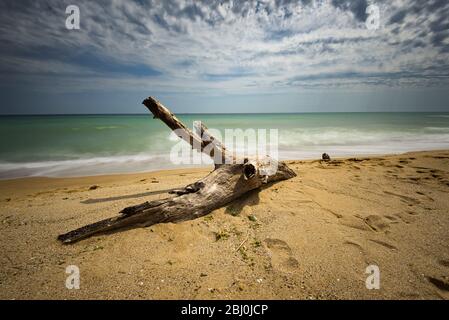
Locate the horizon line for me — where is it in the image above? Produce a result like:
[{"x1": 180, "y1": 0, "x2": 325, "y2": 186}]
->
[{"x1": 1, "y1": 110, "x2": 449, "y2": 116}]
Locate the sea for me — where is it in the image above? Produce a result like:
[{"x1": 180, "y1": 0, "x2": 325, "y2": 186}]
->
[{"x1": 1, "y1": 112, "x2": 449, "y2": 179}]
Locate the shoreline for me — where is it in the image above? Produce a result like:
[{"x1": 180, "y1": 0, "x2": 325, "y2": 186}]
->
[
  {"x1": 1, "y1": 149, "x2": 449, "y2": 183},
  {"x1": 1, "y1": 150, "x2": 448, "y2": 299}
]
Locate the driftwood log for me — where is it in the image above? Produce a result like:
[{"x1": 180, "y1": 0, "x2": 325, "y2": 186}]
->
[{"x1": 57, "y1": 97, "x2": 296, "y2": 244}]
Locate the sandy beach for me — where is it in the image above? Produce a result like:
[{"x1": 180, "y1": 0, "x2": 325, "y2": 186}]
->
[{"x1": 0, "y1": 150, "x2": 448, "y2": 300}]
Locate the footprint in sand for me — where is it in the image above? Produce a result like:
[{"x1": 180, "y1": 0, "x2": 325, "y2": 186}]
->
[
  {"x1": 383, "y1": 191, "x2": 421, "y2": 205},
  {"x1": 369, "y1": 239, "x2": 398, "y2": 250},
  {"x1": 426, "y1": 276, "x2": 449, "y2": 299},
  {"x1": 438, "y1": 259, "x2": 449, "y2": 268},
  {"x1": 264, "y1": 238, "x2": 299, "y2": 273},
  {"x1": 364, "y1": 215, "x2": 391, "y2": 232}
]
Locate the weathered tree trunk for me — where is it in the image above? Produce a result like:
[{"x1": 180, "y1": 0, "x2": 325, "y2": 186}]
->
[{"x1": 57, "y1": 97, "x2": 296, "y2": 244}]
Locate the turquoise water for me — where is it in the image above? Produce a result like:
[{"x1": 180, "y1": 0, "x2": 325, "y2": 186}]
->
[{"x1": 1, "y1": 113, "x2": 449, "y2": 178}]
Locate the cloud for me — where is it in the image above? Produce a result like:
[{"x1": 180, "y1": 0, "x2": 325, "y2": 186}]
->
[
  {"x1": 0, "y1": 0, "x2": 448, "y2": 97},
  {"x1": 389, "y1": 9, "x2": 406, "y2": 24},
  {"x1": 331, "y1": 0, "x2": 368, "y2": 22}
]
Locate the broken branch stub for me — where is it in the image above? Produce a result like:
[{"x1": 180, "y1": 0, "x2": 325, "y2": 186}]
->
[
  {"x1": 143, "y1": 97, "x2": 228, "y2": 166},
  {"x1": 57, "y1": 97, "x2": 296, "y2": 244}
]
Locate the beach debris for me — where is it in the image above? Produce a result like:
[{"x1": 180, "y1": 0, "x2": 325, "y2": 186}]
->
[
  {"x1": 348, "y1": 157, "x2": 364, "y2": 162},
  {"x1": 57, "y1": 97, "x2": 296, "y2": 244},
  {"x1": 235, "y1": 233, "x2": 249, "y2": 252},
  {"x1": 88, "y1": 185, "x2": 99, "y2": 190},
  {"x1": 322, "y1": 153, "x2": 331, "y2": 161},
  {"x1": 248, "y1": 215, "x2": 257, "y2": 222}
]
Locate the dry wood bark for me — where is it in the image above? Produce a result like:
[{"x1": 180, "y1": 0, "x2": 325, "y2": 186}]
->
[{"x1": 58, "y1": 97, "x2": 296, "y2": 244}]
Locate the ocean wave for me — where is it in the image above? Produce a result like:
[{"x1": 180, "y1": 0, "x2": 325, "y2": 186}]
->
[
  {"x1": 427, "y1": 115, "x2": 449, "y2": 118},
  {"x1": 0, "y1": 154, "x2": 185, "y2": 179},
  {"x1": 95, "y1": 126, "x2": 122, "y2": 130},
  {"x1": 278, "y1": 128, "x2": 449, "y2": 148},
  {"x1": 424, "y1": 127, "x2": 449, "y2": 132}
]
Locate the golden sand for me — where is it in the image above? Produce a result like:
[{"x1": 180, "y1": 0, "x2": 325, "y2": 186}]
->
[{"x1": 0, "y1": 150, "x2": 448, "y2": 299}]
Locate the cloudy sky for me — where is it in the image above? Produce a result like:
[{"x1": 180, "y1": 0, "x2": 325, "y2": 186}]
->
[{"x1": 0, "y1": 0, "x2": 448, "y2": 114}]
